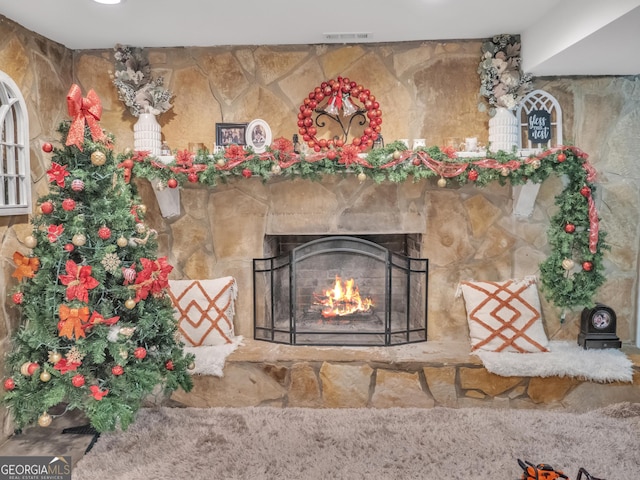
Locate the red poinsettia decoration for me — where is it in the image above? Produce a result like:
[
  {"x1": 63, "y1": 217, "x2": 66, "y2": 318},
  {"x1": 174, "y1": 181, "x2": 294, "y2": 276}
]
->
[
  {"x1": 58, "y1": 260, "x2": 100, "y2": 303},
  {"x1": 224, "y1": 144, "x2": 246, "y2": 160},
  {"x1": 441, "y1": 145, "x2": 458, "y2": 159},
  {"x1": 89, "y1": 385, "x2": 109, "y2": 401},
  {"x1": 175, "y1": 149, "x2": 194, "y2": 167},
  {"x1": 53, "y1": 358, "x2": 81, "y2": 374},
  {"x1": 11, "y1": 252, "x2": 40, "y2": 282},
  {"x1": 82, "y1": 311, "x2": 120, "y2": 332},
  {"x1": 47, "y1": 224, "x2": 64, "y2": 243},
  {"x1": 338, "y1": 144, "x2": 361, "y2": 167},
  {"x1": 131, "y1": 257, "x2": 173, "y2": 302},
  {"x1": 271, "y1": 137, "x2": 294, "y2": 154},
  {"x1": 58, "y1": 304, "x2": 90, "y2": 339},
  {"x1": 47, "y1": 162, "x2": 70, "y2": 187},
  {"x1": 132, "y1": 150, "x2": 150, "y2": 163}
]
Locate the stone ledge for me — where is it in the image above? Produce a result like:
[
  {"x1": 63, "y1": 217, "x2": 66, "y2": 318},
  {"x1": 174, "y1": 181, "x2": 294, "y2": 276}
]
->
[
  {"x1": 227, "y1": 338, "x2": 483, "y2": 366},
  {"x1": 170, "y1": 339, "x2": 640, "y2": 411}
]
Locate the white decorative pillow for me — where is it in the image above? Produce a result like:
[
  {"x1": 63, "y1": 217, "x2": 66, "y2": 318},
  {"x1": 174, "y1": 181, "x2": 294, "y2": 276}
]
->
[
  {"x1": 168, "y1": 277, "x2": 237, "y2": 347},
  {"x1": 458, "y1": 278, "x2": 549, "y2": 353}
]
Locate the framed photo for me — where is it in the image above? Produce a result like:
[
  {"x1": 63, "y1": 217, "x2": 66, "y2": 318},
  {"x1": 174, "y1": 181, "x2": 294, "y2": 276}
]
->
[
  {"x1": 246, "y1": 119, "x2": 272, "y2": 153},
  {"x1": 216, "y1": 123, "x2": 248, "y2": 147}
]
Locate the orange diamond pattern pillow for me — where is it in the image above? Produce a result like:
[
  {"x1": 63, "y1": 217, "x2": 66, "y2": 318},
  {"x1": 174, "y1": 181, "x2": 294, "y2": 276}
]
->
[
  {"x1": 459, "y1": 278, "x2": 549, "y2": 353},
  {"x1": 168, "y1": 278, "x2": 237, "y2": 347}
]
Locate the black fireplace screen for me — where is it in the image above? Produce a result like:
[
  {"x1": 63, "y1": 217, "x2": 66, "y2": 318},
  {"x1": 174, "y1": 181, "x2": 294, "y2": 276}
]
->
[{"x1": 253, "y1": 236, "x2": 428, "y2": 346}]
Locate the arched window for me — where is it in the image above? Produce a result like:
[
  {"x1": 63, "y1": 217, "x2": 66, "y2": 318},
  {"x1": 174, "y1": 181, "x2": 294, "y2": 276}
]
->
[{"x1": 0, "y1": 71, "x2": 31, "y2": 215}]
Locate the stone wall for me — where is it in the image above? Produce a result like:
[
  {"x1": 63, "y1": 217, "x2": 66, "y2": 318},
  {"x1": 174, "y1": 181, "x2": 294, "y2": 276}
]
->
[
  {"x1": 1, "y1": 13, "x2": 640, "y2": 439},
  {"x1": 0, "y1": 15, "x2": 73, "y2": 440}
]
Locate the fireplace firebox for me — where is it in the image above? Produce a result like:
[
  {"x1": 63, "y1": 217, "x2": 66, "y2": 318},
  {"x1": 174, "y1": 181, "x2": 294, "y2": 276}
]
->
[{"x1": 253, "y1": 236, "x2": 428, "y2": 346}]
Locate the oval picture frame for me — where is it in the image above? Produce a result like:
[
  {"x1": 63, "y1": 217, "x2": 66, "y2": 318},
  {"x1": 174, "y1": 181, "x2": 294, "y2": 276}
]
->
[{"x1": 246, "y1": 119, "x2": 272, "y2": 153}]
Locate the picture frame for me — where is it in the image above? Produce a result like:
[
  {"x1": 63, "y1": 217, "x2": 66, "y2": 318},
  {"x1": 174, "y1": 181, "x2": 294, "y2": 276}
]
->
[
  {"x1": 245, "y1": 119, "x2": 272, "y2": 153},
  {"x1": 215, "y1": 123, "x2": 248, "y2": 147}
]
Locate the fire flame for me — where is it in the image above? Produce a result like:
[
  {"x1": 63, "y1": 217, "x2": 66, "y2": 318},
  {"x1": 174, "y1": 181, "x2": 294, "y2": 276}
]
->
[{"x1": 313, "y1": 275, "x2": 374, "y2": 318}]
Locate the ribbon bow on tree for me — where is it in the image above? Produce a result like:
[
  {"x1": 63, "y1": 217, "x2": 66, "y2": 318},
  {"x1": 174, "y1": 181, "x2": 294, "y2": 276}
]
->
[
  {"x1": 11, "y1": 252, "x2": 40, "y2": 282},
  {"x1": 65, "y1": 84, "x2": 107, "y2": 151},
  {"x1": 58, "y1": 304, "x2": 90, "y2": 340}
]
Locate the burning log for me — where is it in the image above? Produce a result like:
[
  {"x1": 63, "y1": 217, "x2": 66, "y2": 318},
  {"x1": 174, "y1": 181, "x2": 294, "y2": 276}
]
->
[{"x1": 312, "y1": 275, "x2": 374, "y2": 318}]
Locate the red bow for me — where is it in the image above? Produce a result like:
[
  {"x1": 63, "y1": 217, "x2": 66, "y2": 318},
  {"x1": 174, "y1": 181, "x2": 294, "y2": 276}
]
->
[{"x1": 65, "y1": 84, "x2": 106, "y2": 151}]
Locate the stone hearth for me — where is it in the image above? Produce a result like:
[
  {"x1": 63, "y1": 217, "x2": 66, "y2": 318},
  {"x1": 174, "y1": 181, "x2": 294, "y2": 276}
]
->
[{"x1": 170, "y1": 338, "x2": 640, "y2": 410}]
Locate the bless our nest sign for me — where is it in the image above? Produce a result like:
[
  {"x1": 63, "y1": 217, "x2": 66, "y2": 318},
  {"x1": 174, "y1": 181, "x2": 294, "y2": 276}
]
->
[{"x1": 527, "y1": 109, "x2": 552, "y2": 144}]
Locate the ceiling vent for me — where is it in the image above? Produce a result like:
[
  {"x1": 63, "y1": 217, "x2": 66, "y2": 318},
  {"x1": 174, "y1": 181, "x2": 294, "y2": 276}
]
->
[{"x1": 323, "y1": 32, "x2": 372, "y2": 42}]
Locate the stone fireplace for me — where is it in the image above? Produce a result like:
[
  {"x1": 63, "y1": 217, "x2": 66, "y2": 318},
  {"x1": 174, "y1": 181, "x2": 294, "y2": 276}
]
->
[
  {"x1": 144, "y1": 173, "x2": 640, "y2": 411},
  {"x1": 253, "y1": 234, "x2": 428, "y2": 346}
]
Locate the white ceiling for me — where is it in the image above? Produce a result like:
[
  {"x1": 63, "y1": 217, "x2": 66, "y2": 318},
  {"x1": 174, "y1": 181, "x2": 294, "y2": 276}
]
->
[{"x1": 2, "y1": 0, "x2": 640, "y2": 76}]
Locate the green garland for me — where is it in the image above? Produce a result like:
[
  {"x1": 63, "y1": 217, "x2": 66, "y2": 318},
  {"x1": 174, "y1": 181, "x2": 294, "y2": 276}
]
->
[{"x1": 122, "y1": 141, "x2": 608, "y2": 312}]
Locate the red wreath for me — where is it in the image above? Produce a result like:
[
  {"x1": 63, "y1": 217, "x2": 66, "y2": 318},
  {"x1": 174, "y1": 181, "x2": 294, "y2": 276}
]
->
[{"x1": 297, "y1": 77, "x2": 382, "y2": 152}]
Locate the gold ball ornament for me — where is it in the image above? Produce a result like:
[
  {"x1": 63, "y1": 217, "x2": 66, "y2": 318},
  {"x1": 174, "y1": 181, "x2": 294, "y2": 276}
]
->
[
  {"x1": 24, "y1": 235, "x2": 38, "y2": 248},
  {"x1": 119, "y1": 349, "x2": 129, "y2": 360},
  {"x1": 20, "y1": 361, "x2": 31, "y2": 376},
  {"x1": 531, "y1": 159, "x2": 541, "y2": 169},
  {"x1": 117, "y1": 236, "x2": 128, "y2": 248},
  {"x1": 357, "y1": 172, "x2": 367, "y2": 183},
  {"x1": 271, "y1": 164, "x2": 282, "y2": 175},
  {"x1": 125, "y1": 298, "x2": 137, "y2": 310},
  {"x1": 48, "y1": 351, "x2": 62, "y2": 364},
  {"x1": 40, "y1": 371, "x2": 51, "y2": 382},
  {"x1": 72, "y1": 233, "x2": 87, "y2": 246},
  {"x1": 216, "y1": 158, "x2": 226, "y2": 167},
  {"x1": 392, "y1": 150, "x2": 401, "y2": 160},
  {"x1": 437, "y1": 178, "x2": 447, "y2": 188},
  {"x1": 90, "y1": 150, "x2": 107, "y2": 166},
  {"x1": 188, "y1": 362, "x2": 196, "y2": 370},
  {"x1": 136, "y1": 223, "x2": 146, "y2": 234},
  {"x1": 38, "y1": 412, "x2": 52, "y2": 427},
  {"x1": 562, "y1": 258, "x2": 575, "y2": 271},
  {"x1": 138, "y1": 204, "x2": 147, "y2": 215},
  {"x1": 500, "y1": 167, "x2": 510, "y2": 177}
]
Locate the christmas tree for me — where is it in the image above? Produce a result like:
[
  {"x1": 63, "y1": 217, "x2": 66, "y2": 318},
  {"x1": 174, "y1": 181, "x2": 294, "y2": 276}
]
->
[{"x1": 3, "y1": 85, "x2": 193, "y2": 432}]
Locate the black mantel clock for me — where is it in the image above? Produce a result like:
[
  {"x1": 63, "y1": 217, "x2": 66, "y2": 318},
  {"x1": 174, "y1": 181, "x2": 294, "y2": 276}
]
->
[{"x1": 578, "y1": 303, "x2": 622, "y2": 349}]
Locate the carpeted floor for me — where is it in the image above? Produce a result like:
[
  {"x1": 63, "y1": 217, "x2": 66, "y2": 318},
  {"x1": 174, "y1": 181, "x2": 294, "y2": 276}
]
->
[{"x1": 73, "y1": 403, "x2": 640, "y2": 480}]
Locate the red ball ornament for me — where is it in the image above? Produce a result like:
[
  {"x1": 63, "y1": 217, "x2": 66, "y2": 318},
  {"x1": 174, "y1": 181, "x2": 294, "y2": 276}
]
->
[
  {"x1": 71, "y1": 179, "x2": 85, "y2": 192},
  {"x1": 242, "y1": 168, "x2": 252, "y2": 178},
  {"x1": 412, "y1": 158, "x2": 422, "y2": 167},
  {"x1": 98, "y1": 226, "x2": 111, "y2": 240},
  {"x1": 4, "y1": 378, "x2": 15, "y2": 391},
  {"x1": 71, "y1": 374, "x2": 85, "y2": 387},
  {"x1": 64, "y1": 243, "x2": 75, "y2": 252},
  {"x1": 564, "y1": 223, "x2": 576, "y2": 233},
  {"x1": 27, "y1": 362, "x2": 39, "y2": 375},
  {"x1": 12, "y1": 292, "x2": 23, "y2": 305},
  {"x1": 165, "y1": 360, "x2": 175, "y2": 371},
  {"x1": 557, "y1": 153, "x2": 566, "y2": 162},
  {"x1": 187, "y1": 172, "x2": 199, "y2": 183},
  {"x1": 111, "y1": 365, "x2": 124, "y2": 376},
  {"x1": 580, "y1": 186, "x2": 591, "y2": 197},
  {"x1": 134, "y1": 347, "x2": 147, "y2": 360},
  {"x1": 62, "y1": 198, "x2": 76, "y2": 211},
  {"x1": 42, "y1": 142, "x2": 53, "y2": 153},
  {"x1": 468, "y1": 170, "x2": 479, "y2": 182},
  {"x1": 582, "y1": 261, "x2": 593, "y2": 272},
  {"x1": 40, "y1": 201, "x2": 54, "y2": 215},
  {"x1": 167, "y1": 178, "x2": 178, "y2": 189}
]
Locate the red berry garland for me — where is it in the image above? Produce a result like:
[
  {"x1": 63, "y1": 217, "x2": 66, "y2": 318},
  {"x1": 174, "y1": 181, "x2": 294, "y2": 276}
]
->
[{"x1": 297, "y1": 77, "x2": 382, "y2": 152}]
